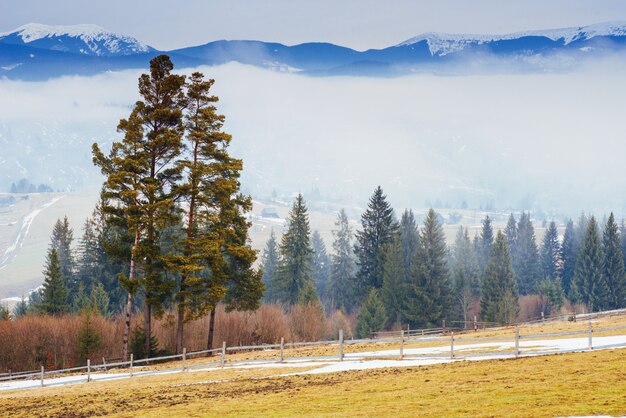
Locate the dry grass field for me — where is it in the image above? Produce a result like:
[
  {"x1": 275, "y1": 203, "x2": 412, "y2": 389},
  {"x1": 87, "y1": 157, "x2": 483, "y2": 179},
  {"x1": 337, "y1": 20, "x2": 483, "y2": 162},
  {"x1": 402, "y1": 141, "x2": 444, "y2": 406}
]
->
[
  {"x1": 2, "y1": 313, "x2": 626, "y2": 417},
  {"x1": 1, "y1": 348, "x2": 625, "y2": 417}
]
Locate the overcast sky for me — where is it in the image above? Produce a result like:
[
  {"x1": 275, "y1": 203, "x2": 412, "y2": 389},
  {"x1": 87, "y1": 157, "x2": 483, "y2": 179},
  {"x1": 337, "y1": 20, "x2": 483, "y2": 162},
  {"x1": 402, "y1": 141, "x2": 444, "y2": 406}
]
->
[{"x1": 1, "y1": 0, "x2": 626, "y2": 50}]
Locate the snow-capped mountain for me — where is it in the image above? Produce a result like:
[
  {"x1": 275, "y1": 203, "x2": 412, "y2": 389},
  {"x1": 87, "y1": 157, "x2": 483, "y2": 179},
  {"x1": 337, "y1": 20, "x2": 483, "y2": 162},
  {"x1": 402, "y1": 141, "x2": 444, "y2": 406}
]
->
[
  {"x1": 397, "y1": 21, "x2": 626, "y2": 56},
  {"x1": 0, "y1": 23, "x2": 153, "y2": 56},
  {"x1": 1, "y1": 21, "x2": 626, "y2": 80}
]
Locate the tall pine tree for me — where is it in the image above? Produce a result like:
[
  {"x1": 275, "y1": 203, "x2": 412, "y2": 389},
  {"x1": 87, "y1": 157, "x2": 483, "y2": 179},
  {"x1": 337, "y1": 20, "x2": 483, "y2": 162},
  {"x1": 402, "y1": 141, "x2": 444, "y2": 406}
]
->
[
  {"x1": 401, "y1": 209, "x2": 452, "y2": 328},
  {"x1": 354, "y1": 186, "x2": 397, "y2": 300},
  {"x1": 541, "y1": 220, "x2": 562, "y2": 280},
  {"x1": 451, "y1": 226, "x2": 480, "y2": 326},
  {"x1": 261, "y1": 230, "x2": 280, "y2": 302},
  {"x1": 39, "y1": 248, "x2": 69, "y2": 315},
  {"x1": 481, "y1": 231, "x2": 518, "y2": 324},
  {"x1": 328, "y1": 209, "x2": 356, "y2": 313},
  {"x1": 561, "y1": 219, "x2": 578, "y2": 298},
  {"x1": 603, "y1": 213, "x2": 626, "y2": 309},
  {"x1": 572, "y1": 216, "x2": 610, "y2": 312},
  {"x1": 311, "y1": 230, "x2": 330, "y2": 303},
  {"x1": 381, "y1": 235, "x2": 408, "y2": 325},
  {"x1": 514, "y1": 212, "x2": 540, "y2": 295},
  {"x1": 272, "y1": 194, "x2": 314, "y2": 305},
  {"x1": 478, "y1": 215, "x2": 494, "y2": 272}
]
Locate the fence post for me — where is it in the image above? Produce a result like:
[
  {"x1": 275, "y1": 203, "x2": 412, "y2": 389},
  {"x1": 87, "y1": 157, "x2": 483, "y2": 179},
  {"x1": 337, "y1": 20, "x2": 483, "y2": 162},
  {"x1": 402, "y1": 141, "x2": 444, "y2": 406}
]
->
[
  {"x1": 221, "y1": 341, "x2": 226, "y2": 367},
  {"x1": 339, "y1": 329, "x2": 344, "y2": 361},
  {"x1": 182, "y1": 347, "x2": 187, "y2": 372},
  {"x1": 280, "y1": 337, "x2": 285, "y2": 362},
  {"x1": 40, "y1": 365, "x2": 44, "y2": 387},
  {"x1": 87, "y1": 359, "x2": 91, "y2": 382},
  {"x1": 400, "y1": 330, "x2": 405, "y2": 360},
  {"x1": 450, "y1": 332, "x2": 454, "y2": 359},
  {"x1": 102, "y1": 357, "x2": 107, "y2": 372},
  {"x1": 8, "y1": 370, "x2": 11, "y2": 381},
  {"x1": 515, "y1": 327, "x2": 520, "y2": 358},
  {"x1": 541, "y1": 311, "x2": 545, "y2": 323},
  {"x1": 130, "y1": 353, "x2": 134, "y2": 377},
  {"x1": 443, "y1": 320, "x2": 446, "y2": 333},
  {"x1": 474, "y1": 315, "x2": 477, "y2": 332},
  {"x1": 588, "y1": 321, "x2": 593, "y2": 350}
]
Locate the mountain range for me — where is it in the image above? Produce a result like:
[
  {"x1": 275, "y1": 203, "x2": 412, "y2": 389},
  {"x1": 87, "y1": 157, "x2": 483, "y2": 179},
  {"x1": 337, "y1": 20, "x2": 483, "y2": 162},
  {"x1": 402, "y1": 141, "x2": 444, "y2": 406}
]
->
[{"x1": 1, "y1": 22, "x2": 626, "y2": 80}]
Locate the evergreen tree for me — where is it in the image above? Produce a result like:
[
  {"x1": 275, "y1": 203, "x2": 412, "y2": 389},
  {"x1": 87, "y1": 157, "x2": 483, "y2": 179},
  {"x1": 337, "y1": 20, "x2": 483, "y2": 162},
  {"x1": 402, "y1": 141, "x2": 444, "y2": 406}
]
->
[
  {"x1": 75, "y1": 218, "x2": 101, "y2": 294},
  {"x1": 504, "y1": 213, "x2": 518, "y2": 257},
  {"x1": 451, "y1": 226, "x2": 480, "y2": 326},
  {"x1": 71, "y1": 283, "x2": 91, "y2": 313},
  {"x1": 77, "y1": 306, "x2": 102, "y2": 361},
  {"x1": 399, "y1": 209, "x2": 420, "y2": 276},
  {"x1": 91, "y1": 282, "x2": 111, "y2": 317},
  {"x1": 12, "y1": 296, "x2": 28, "y2": 318},
  {"x1": 328, "y1": 209, "x2": 356, "y2": 313},
  {"x1": 572, "y1": 216, "x2": 610, "y2": 312},
  {"x1": 261, "y1": 230, "x2": 280, "y2": 302},
  {"x1": 39, "y1": 248, "x2": 69, "y2": 315},
  {"x1": 272, "y1": 194, "x2": 314, "y2": 305},
  {"x1": 50, "y1": 216, "x2": 75, "y2": 299},
  {"x1": 481, "y1": 231, "x2": 519, "y2": 324},
  {"x1": 311, "y1": 230, "x2": 330, "y2": 303},
  {"x1": 381, "y1": 235, "x2": 408, "y2": 325},
  {"x1": 514, "y1": 213, "x2": 540, "y2": 295},
  {"x1": 355, "y1": 288, "x2": 387, "y2": 338},
  {"x1": 478, "y1": 215, "x2": 494, "y2": 272},
  {"x1": 354, "y1": 186, "x2": 397, "y2": 300},
  {"x1": 401, "y1": 209, "x2": 452, "y2": 328},
  {"x1": 603, "y1": 213, "x2": 626, "y2": 309},
  {"x1": 620, "y1": 220, "x2": 626, "y2": 272},
  {"x1": 561, "y1": 219, "x2": 578, "y2": 298},
  {"x1": 541, "y1": 221, "x2": 562, "y2": 280},
  {"x1": 537, "y1": 278, "x2": 565, "y2": 315},
  {"x1": 93, "y1": 54, "x2": 186, "y2": 359}
]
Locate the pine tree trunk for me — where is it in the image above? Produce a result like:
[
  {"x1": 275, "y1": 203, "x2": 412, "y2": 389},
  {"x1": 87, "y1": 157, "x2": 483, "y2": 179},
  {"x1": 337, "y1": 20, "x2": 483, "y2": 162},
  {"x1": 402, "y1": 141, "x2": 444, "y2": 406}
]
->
[
  {"x1": 175, "y1": 301, "x2": 184, "y2": 354},
  {"x1": 207, "y1": 307, "x2": 217, "y2": 354},
  {"x1": 122, "y1": 230, "x2": 140, "y2": 362}
]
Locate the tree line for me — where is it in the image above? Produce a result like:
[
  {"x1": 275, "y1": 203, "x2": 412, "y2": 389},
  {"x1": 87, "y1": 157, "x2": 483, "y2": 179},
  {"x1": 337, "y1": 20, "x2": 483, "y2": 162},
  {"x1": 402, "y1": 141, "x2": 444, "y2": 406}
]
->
[{"x1": 261, "y1": 187, "x2": 626, "y2": 337}]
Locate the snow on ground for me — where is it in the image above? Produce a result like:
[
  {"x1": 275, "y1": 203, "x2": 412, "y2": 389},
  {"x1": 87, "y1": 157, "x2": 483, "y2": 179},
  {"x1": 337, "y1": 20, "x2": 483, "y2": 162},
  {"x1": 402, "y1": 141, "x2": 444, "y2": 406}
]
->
[
  {"x1": 0, "y1": 195, "x2": 64, "y2": 270},
  {"x1": 1, "y1": 334, "x2": 624, "y2": 392}
]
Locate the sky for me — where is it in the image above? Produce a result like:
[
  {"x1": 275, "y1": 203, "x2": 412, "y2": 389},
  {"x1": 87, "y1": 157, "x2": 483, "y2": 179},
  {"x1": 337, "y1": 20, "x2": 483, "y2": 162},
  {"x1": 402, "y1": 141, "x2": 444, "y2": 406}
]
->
[{"x1": 1, "y1": 0, "x2": 626, "y2": 50}]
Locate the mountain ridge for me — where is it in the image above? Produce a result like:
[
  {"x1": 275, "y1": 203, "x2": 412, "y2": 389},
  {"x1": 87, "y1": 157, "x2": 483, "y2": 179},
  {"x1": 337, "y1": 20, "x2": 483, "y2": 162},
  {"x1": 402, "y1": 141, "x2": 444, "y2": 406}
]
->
[{"x1": 1, "y1": 21, "x2": 626, "y2": 79}]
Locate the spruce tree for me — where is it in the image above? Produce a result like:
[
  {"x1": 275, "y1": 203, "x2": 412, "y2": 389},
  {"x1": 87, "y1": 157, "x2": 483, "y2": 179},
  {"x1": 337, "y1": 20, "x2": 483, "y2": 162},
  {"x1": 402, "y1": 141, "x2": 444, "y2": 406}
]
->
[
  {"x1": 91, "y1": 282, "x2": 111, "y2": 317},
  {"x1": 311, "y1": 230, "x2": 330, "y2": 303},
  {"x1": 399, "y1": 209, "x2": 420, "y2": 277},
  {"x1": 77, "y1": 306, "x2": 102, "y2": 361},
  {"x1": 561, "y1": 219, "x2": 578, "y2": 298},
  {"x1": 603, "y1": 213, "x2": 626, "y2": 309},
  {"x1": 481, "y1": 231, "x2": 519, "y2": 324},
  {"x1": 12, "y1": 296, "x2": 28, "y2": 318},
  {"x1": 401, "y1": 209, "x2": 452, "y2": 328},
  {"x1": 478, "y1": 215, "x2": 494, "y2": 272},
  {"x1": 381, "y1": 235, "x2": 408, "y2": 325},
  {"x1": 504, "y1": 213, "x2": 518, "y2": 256},
  {"x1": 451, "y1": 226, "x2": 480, "y2": 326},
  {"x1": 354, "y1": 186, "x2": 397, "y2": 299},
  {"x1": 328, "y1": 209, "x2": 356, "y2": 313},
  {"x1": 355, "y1": 288, "x2": 387, "y2": 338},
  {"x1": 272, "y1": 194, "x2": 314, "y2": 305},
  {"x1": 261, "y1": 230, "x2": 280, "y2": 302},
  {"x1": 514, "y1": 212, "x2": 540, "y2": 295},
  {"x1": 541, "y1": 221, "x2": 562, "y2": 280},
  {"x1": 572, "y1": 216, "x2": 610, "y2": 312},
  {"x1": 50, "y1": 216, "x2": 75, "y2": 299},
  {"x1": 39, "y1": 248, "x2": 69, "y2": 315},
  {"x1": 75, "y1": 217, "x2": 101, "y2": 294}
]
